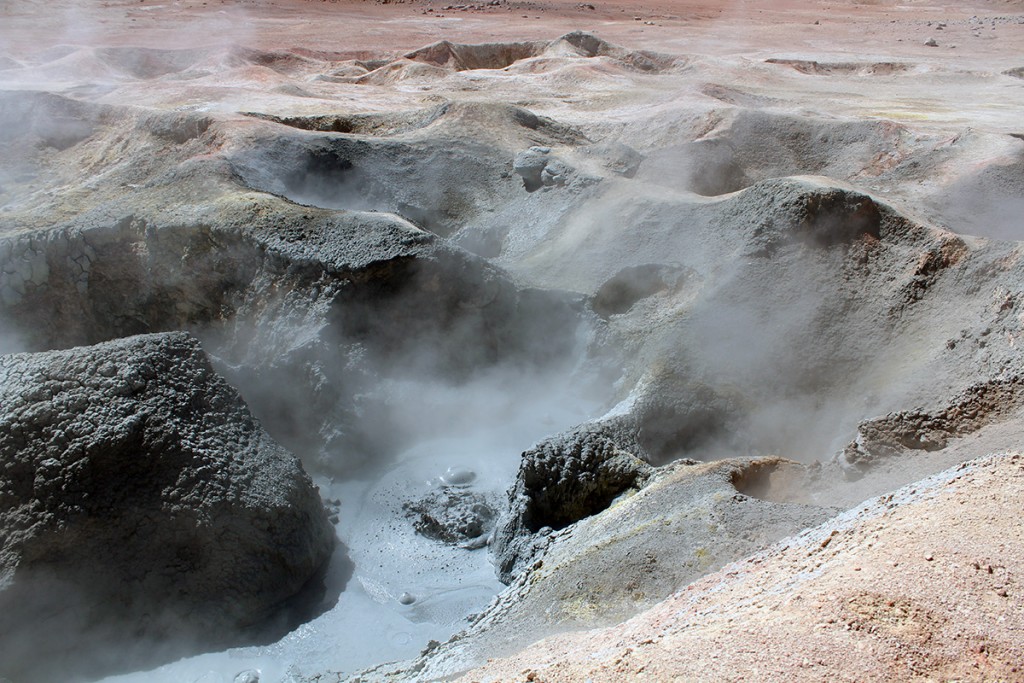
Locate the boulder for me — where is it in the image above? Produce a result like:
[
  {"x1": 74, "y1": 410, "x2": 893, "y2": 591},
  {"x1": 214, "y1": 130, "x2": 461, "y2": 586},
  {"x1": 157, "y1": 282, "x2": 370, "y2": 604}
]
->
[
  {"x1": 0, "y1": 331, "x2": 335, "y2": 681},
  {"x1": 491, "y1": 424, "x2": 654, "y2": 583},
  {"x1": 513, "y1": 146, "x2": 557, "y2": 192}
]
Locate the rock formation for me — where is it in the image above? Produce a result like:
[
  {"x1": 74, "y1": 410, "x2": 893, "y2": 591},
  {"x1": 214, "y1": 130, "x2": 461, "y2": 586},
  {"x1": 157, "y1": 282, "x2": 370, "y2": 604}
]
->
[
  {"x1": 0, "y1": 332, "x2": 334, "y2": 681},
  {"x1": 491, "y1": 423, "x2": 654, "y2": 583}
]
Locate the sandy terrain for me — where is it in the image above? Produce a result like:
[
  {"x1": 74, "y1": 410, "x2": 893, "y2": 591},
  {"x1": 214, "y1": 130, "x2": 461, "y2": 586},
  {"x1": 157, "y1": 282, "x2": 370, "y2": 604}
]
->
[
  {"x1": 457, "y1": 452, "x2": 1024, "y2": 683},
  {"x1": 2, "y1": 0, "x2": 1023, "y2": 58}
]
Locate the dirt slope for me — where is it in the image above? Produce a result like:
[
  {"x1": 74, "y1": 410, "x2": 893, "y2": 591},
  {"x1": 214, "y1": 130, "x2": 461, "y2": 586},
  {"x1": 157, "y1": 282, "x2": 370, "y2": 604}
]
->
[{"x1": 456, "y1": 452, "x2": 1024, "y2": 682}]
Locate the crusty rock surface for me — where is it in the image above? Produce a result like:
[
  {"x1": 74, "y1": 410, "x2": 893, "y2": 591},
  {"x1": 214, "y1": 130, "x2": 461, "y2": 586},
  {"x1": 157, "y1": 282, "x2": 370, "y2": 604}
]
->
[
  {"x1": 0, "y1": 331, "x2": 335, "y2": 681},
  {"x1": 491, "y1": 423, "x2": 654, "y2": 583},
  {"x1": 840, "y1": 374, "x2": 1024, "y2": 474}
]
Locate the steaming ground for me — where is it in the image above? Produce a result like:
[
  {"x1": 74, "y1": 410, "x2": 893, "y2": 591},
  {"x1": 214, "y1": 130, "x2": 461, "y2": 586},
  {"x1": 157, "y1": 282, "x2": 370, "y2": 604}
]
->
[
  {"x1": 2, "y1": 1, "x2": 1024, "y2": 682},
  {"x1": 93, "y1": 371, "x2": 602, "y2": 682}
]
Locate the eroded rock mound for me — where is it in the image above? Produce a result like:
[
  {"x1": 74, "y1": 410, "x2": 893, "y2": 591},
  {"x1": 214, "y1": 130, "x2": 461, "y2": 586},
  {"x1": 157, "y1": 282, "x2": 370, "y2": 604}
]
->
[
  {"x1": 730, "y1": 177, "x2": 883, "y2": 254},
  {"x1": 403, "y1": 38, "x2": 540, "y2": 71},
  {"x1": 840, "y1": 374, "x2": 1024, "y2": 474},
  {"x1": 637, "y1": 110, "x2": 909, "y2": 195},
  {"x1": 0, "y1": 331, "x2": 335, "y2": 681},
  {"x1": 491, "y1": 424, "x2": 653, "y2": 583},
  {"x1": 399, "y1": 31, "x2": 677, "y2": 74},
  {"x1": 0, "y1": 90, "x2": 105, "y2": 151}
]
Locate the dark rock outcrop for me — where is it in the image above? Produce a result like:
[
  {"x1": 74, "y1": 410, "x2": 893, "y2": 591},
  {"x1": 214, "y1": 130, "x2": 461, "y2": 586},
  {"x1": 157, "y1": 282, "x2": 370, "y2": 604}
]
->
[
  {"x1": 491, "y1": 424, "x2": 653, "y2": 583},
  {"x1": 0, "y1": 331, "x2": 335, "y2": 681}
]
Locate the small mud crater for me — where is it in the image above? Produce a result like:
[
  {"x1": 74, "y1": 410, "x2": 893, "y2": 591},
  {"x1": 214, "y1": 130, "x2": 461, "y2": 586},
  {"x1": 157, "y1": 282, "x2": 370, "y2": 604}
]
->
[
  {"x1": 403, "y1": 488, "x2": 498, "y2": 548},
  {"x1": 592, "y1": 263, "x2": 692, "y2": 317},
  {"x1": 242, "y1": 104, "x2": 450, "y2": 137},
  {"x1": 730, "y1": 458, "x2": 811, "y2": 504}
]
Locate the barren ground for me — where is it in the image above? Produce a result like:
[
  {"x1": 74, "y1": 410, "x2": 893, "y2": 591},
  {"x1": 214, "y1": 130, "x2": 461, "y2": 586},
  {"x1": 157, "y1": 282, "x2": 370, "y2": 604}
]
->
[
  {"x1": 2, "y1": 1, "x2": 1024, "y2": 682},
  {"x1": 458, "y1": 452, "x2": 1024, "y2": 683}
]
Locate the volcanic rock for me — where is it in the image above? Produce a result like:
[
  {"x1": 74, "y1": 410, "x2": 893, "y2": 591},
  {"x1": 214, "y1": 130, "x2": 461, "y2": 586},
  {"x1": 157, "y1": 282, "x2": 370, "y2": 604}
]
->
[
  {"x1": 491, "y1": 423, "x2": 654, "y2": 582},
  {"x1": 0, "y1": 331, "x2": 335, "y2": 681}
]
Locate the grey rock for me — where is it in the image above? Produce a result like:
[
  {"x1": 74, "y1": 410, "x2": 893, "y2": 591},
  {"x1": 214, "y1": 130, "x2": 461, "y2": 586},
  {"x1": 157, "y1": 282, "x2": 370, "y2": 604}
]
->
[
  {"x1": 540, "y1": 158, "x2": 572, "y2": 186},
  {"x1": 0, "y1": 332, "x2": 335, "y2": 681},
  {"x1": 491, "y1": 423, "x2": 654, "y2": 583},
  {"x1": 229, "y1": 114, "x2": 523, "y2": 239},
  {"x1": 839, "y1": 374, "x2": 1024, "y2": 475},
  {"x1": 513, "y1": 146, "x2": 555, "y2": 192}
]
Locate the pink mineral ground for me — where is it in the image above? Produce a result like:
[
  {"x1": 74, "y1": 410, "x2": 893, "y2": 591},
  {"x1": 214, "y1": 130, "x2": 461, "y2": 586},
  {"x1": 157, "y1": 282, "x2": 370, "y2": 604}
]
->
[{"x1": 459, "y1": 453, "x2": 1024, "y2": 683}]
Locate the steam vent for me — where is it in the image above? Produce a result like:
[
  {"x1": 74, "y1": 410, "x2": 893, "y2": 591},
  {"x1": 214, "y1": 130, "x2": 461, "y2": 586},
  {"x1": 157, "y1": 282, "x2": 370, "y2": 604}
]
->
[{"x1": 1, "y1": 1, "x2": 1023, "y2": 681}]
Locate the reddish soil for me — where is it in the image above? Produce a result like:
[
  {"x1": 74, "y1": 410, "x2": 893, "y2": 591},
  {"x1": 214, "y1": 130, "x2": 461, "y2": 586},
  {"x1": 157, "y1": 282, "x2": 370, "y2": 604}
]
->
[
  {"x1": 2, "y1": 0, "x2": 1022, "y2": 63},
  {"x1": 457, "y1": 453, "x2": 1024, "y2": 683}
]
